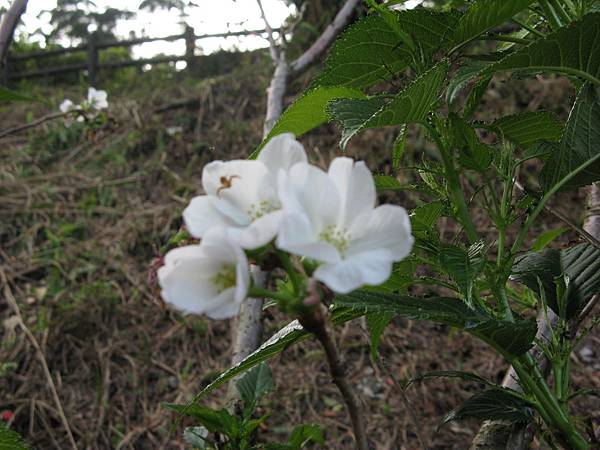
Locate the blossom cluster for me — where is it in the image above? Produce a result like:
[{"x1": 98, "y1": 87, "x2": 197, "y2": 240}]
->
[
  {"x1": 60, "y1": 87, "x2": 108, "y2": 124},
  {"x1": 158, "y1": 134, "x2": 414, "y2": 319}
]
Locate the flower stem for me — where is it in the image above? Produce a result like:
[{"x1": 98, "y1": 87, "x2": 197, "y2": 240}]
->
[
  {"x1": 247, "y1": 286, "x2": 290, "y2": 304},
  {"x1": 299, "y1": 307, "x2": 369, "y2": 450},
  {"x1": 276, "y1": 249, "x2": 302, "y2": 295}
]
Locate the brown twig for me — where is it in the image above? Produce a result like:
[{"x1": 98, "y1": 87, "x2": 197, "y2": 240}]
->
[
  {"x1": 0, "y1": 111, "x2": 72, "y2": 139},
  {"x1": 0, "y1": 270, "x2": 79, "y2": 450},
  {"x1": 299, "y1": 306, "x2": 369, "y2": 450}
]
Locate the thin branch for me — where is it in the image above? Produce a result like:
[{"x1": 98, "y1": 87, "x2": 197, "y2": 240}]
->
[
  {"x1": 0, "y1": 111, "x2": 72, "y2": 139},
  {"x1": 255, "y1": 0, "x2": 279, "y2": 62},
  {"x1": 299, "y1": 306, "x2": 369, "y2": 450},
  {"x1": 0, "y1": 269, "x2": 78, "y2": 450},
  {"x1": 289, "y1": 0, "x2": 361, "y2": 75}
]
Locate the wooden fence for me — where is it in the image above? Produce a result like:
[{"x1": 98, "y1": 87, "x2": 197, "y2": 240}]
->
[{"x1": 3, "y1": 26, "x2": 275, "y2": 84}]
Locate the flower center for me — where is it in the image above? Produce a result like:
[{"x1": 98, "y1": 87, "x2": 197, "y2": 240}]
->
[
  {"x1": 319, "y1": 225, "x2": 350, "y2": 254},
  {"x1": 247, "y1": 200, "x2": 279, "y2": 221},
  {"x1": 211, "y1": 265, "x2": 237, "y2": 291}
]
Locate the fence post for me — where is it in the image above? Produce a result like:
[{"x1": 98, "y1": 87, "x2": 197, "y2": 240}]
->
[
  {"x1": 184, "y1": 25, "x2": 197, "y2": 74},
  {"x1": 87, "y1": 32, "x2": 99, "y2": 86}
]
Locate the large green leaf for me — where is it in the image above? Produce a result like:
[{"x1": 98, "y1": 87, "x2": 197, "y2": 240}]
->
[
  {"x1": 441, "y1": 389, "x2": 534, "y2": 425},
  {"x1": 317, "y1": 10, "x2": 457, "y2": 89},
  {"x1": 449, "y1": 0, "x2": 536, "y2": 51},
  {"x1": 484, "y1": 112, "x2": 563, "y2": 148},
  {"x1": 166, "y1": 403, "x2": 239, "y2": 437},
  {"x1": 511, "y1": 243, "x2": 600, "y2": 319},
  {"x1": 539, "y1": 83, "x2": 600, "y2": 190},
  {"x1": 484, "y1": 13, "x2": 600, "y2": 84},
  {"x1": 335, "y1": 290, "x2": 537, "y2": 358},
  {"x1": 251, "y1": 86, "x2": 364, "y2": 158},
  {"x1": 328, "y1": 61, "x2": 449, "y2": 147}
]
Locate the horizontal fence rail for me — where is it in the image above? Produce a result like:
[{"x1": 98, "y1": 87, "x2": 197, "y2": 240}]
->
[{"x1": 3, "y1": 26, "x2": 279, "y2": 84}]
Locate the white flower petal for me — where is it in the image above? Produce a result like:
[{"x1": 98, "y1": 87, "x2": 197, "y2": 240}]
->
[
  {"x1": 158, "y1": 246, "x2": 220, "y2": 315},
  {"x1": 276, "y1": 211, "x2": 340, "y2": 263},
  {"x1": 204, "y1": 288, "x2": 243, "y2": 319},
  {"x1": 258, "y1": 133, "x2": 307, "y2": 175},
  {"x1": 201, "y1": 160, "x2": 274, "y2": 224},
  {"x1": 279, "y1": 162, "x2": 340, "y2": 230},
  {"x1": 237, "y1": 210, "x2": 282, "y2": 249},
  {"x1": 59, "y1": 99, "x2": 75, "y2": 113},
  {"x1": 348, "y1": 204, "x2": 414, "y2": 260},
  {"x1": 328, "y1": 157, "x2": 376, "y2": 226},
  {"x1": 314, "y1": 249, "x2": 394, "y2": 294},
  {"x1": 183, "y1": 195, "x2": 238, "y2": 238}
]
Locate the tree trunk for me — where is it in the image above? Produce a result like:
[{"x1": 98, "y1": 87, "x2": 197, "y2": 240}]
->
[{"x1": 0, "y1": 0, "x2": 28, "y2": 66}]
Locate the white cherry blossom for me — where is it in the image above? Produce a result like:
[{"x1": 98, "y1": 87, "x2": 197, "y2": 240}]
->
[
  {"x1": 157, "y1": 228, "x2": 249, "y2": 319},
  {"x1": 86, "y1": 87, "x2": 108, "y2": 110},
  {"x1": 276, "y1": 157, "x2": 414, "y2": 294},
  {"x1": 59, "y1": 99, "x2": 77, "y2": 113},
  {"x1": 183, "y1": 133, "x2": 307, "y2": 249}
]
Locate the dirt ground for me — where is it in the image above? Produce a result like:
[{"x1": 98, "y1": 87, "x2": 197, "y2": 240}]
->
[{"x1": 1, "y1": 59, "x2": 599, "y2": 449}]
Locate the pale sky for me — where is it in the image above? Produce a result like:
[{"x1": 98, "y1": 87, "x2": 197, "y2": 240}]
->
[{"x1": 5, "y1": 0, "x2": 296, "y2": 58}]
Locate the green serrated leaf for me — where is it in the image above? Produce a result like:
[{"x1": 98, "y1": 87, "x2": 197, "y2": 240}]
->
[
  {"x1": 252, "y1": 86, "x2": 364, "y2": 158},
  {"x1": 366, "y1": 312, "x2": 394, "y2": 360},
  {"x1": 0, "y1": 427, "x2": 30, "y2": 450},
  {"x1": 317, "y1": 10, "x2": 457, "y2": 88},
  {"x1": 484, "y1": 112, "x2": 563, "y2": 148},
  {"x1": 410, "y1": 201, "x2": 444, "y2": 237},
  {"x1": 328, "y1": 61, "x2": 449, "y2": 148},
  {"x1": 441, "y1": 389, "x2": 533, "y2": 426},
  {"x1": 484, "y1": 13, "x2": 600, "y2": 84},
  {"x1": 447, "y1": 59, "x2": 493, "y2": 106},
  {"x1": 373, "y1": 174, "x2": 407, "y2": 191},
  {"x1": 539, "y1": 83, "x2": 600, "y2": 190},
  {"x1": 438, "y1": 241, "x2": 486, "y2": 307},
  {"x1": 463, "y1": 75, "x2": 491, "y2": 119},
  {"x1": 450, "y1": 114, "x2": 492, "y2": 172},
  {"x1": 408, "y1": 370, "x2": 495, "y2": 388},
  {"x1": 335, "y1": 290, "x2": 537, "y2": 358},
  {"x1": 450, "y1": 0, "x2": 536, "y2": 51},
  {"x1": 511, "y1": 243, "x2": 600, "y2": 319},
  {"x1": 236, "y1": 363, "x2": 275, "y2": 417}
]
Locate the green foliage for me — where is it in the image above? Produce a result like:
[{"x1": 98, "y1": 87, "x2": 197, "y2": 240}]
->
[
  {"x1": 236, "y1": 364, "x2": 275, "y2": 418},
  {"x1": 484, "y1": 112, "x2": 563, "y2": 148},
  {"x1": 539, "y1": 83, "x2": 600, "y2": 190},
  {"x1": 449, "y1": 0, "x2": 536, "y2": 50},
  {"x1": 511, "y1": 243, "x2": 600, "y2": 319},
  {"x1": 328, "y1": 61, "x2": 449, "y2": 147},
  {"x1": 366, "y1": 312, "x2": 394, "y2": 360},
  {"x1": 438, "y1": 241, "x2": 486, "y2": 307},
  {"x1": 0, "y1": 426, "x2": 30, "y2": 450},
  {"x1": 335, "y1": 290, "x2": 537, "y2": 358},
  {"x1": 441, "y1": 389, "x2": 534, "y2": 425},
  {"x1": 485, "y1": 13, "x2": 600, "y2": 83}
]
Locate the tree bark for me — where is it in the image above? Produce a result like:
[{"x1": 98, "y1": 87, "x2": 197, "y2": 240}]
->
[
  {"x1": 0, "y1": 0, "x2": 28, "y2": 65},
  {"x1": 470, "y1": 183, "x2": 600, "y2": 449}
]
